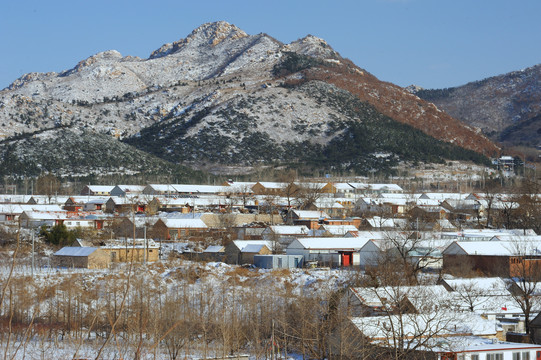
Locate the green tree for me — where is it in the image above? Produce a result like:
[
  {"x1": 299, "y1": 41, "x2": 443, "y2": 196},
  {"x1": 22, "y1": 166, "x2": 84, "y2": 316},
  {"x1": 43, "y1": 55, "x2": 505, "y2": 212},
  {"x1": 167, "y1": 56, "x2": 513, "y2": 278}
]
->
[{"x1": 40, "y1": 224, "x2": 79, "y2": 246}]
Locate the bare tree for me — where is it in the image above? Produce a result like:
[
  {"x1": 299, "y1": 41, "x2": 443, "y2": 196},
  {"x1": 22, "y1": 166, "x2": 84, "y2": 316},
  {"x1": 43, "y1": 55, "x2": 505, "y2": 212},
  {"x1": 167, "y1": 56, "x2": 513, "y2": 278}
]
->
[
  {"x1": 349, "y1": 282, "x2": 458, "y2": 360},
  {"x1": 480, "y1": 182, "x2": 502, "y2": 228},
  {"x1": 513, "y1": 178, "x2": 541, "y2": 234},
  {"x1": 281, "y1": 181, "x2": 301, "y2": 209},
  {"x1": 380, "y1": 229, "x2": 444, "y2": 285},
  {"x1": 505, "y1": 238, "x2": 541, "y2": 340},
  {"x1": 35, "y1": 174, "x2": 61, "y2": 203},
  {"x1": 297, "y1": 182, "x2": 324, "y2": 210}
]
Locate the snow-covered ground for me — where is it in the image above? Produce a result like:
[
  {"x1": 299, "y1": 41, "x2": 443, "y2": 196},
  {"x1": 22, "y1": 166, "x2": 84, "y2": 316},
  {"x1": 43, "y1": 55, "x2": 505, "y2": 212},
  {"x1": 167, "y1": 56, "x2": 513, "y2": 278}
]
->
[{"x1": 0, "y1": 258, "x2": 360, "y2": 359}]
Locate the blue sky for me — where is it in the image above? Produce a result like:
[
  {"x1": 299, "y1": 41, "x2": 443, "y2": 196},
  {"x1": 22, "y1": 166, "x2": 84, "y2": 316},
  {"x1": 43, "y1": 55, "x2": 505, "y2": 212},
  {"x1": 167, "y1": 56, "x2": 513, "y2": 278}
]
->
[{"x1": 1, "y1": 0, "x2": 540, "y2": 90}]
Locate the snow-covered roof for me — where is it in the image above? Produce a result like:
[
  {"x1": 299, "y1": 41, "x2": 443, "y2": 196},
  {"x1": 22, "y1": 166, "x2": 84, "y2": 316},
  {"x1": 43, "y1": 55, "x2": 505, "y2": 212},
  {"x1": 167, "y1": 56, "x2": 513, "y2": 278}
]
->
[
  {"x1": 292, "y1": 209, "x2": 329, "y2": 219},
  {"x1": 82, "y1": 185, "x2": 115, "y2": 193},
  {"x1": 54, "y1": 247, "x2": 98, "y2": 257},
  {"x1": 86, "y1": 198, "x2": 107, "y2": 205},
  {"x1": 415, "y1": 198, "x2": 441, "y2": 206},
  {"x1": 21, "y1": 210, "x2": 69, "y2": 220},
  {"x1": 101, "y1": 238, "x2": 159, "y2": 249},
  {"x1": 432, "y1": 336, "x2": 541, "y2": 354},
  {"x1": 291, "y1": 237, "x2": 370, "y2": 250},
  {"x1": 443, "y1": 240, "x2": 541, "y2": 256},
  {"x1": 331, "y1": 183, "x2": 355, "y2": 191},
  {"x1": 223, "y1": 181, "x2": 257, "y2": 188},
  {"x1": 318, "y1": 224, "x2": 359, "y2": 235},
  {"x1": 442, "y1": 229, "x2": 529, "y2": 238},
  {"x1": 66, "y1": 196, "x2": 110, "y2": 204},
  {"x1": 172, "y1": 184, "x2": 226, "y2": 194},
  {"x1": 266, "y1": 225, "x2": 309, "y2": 235},
  {"x1": 441, "y1": 277, "x2": 522, "y2": 314},
  {"x1": 144, "y1": 184, "x2": 177, "y2": 193},
  {"x1": 366, "y1": 216, "x2": 407, "y2": 229},
  {"x1": 421, "y1": 192, "x2": 470, "y2": 201},
  {"x1": 114, "y1": 185, "x2": 145, "y2": 193},
  {"x1": 346, "y1": 230, "x2": 387, "y2": 240},
  {"x1": 0, "y1": 204, "x2": 63, "y2": 214},
  {"x1": 255, "y1": 181, "x2": 288, "y2": 189},
  {"x1": 312, "y1": 200, "x2": 344, "y2": 209},
  {"x1": 159, "y1": 218, "x2": 208, "y2": 228},
  {"x1": 377, "y1": 193, "x2": 413, "y2": 200},
  {"x1": 350, "y1": 312, "x2": 497, "y2": 340},
  {"x1": 443, "y1": 277, "x2": 509, "y2": 296},
  {"x1": 204, "y1": 245, "x2": 225, "y2": 253},
  {"x1": 241, "y1": 244, "x2": 268, "y2": 253},
  {"x1": 232, "y1": 240, "x2": 272, "y2": 251}
]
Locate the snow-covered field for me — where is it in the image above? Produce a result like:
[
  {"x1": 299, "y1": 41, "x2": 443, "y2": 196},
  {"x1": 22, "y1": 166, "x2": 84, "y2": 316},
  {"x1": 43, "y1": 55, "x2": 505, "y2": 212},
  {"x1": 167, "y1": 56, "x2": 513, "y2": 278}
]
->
[{"x1": 0, "y1": 258, "x2": 359, "y2": 359}]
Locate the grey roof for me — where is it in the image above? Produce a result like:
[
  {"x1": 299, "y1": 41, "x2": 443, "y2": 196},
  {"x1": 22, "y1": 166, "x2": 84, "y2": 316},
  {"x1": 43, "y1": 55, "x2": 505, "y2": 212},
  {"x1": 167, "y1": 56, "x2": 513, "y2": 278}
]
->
[
  {"x1": 242, "y1": 244, "x2": 267, "y2": 253},
  {"x1": 54, "y1": 247, "x2": 98, "y2": 257},
  {"x1": 204, "y1": 245, "x2": 225, "y2": 253}
]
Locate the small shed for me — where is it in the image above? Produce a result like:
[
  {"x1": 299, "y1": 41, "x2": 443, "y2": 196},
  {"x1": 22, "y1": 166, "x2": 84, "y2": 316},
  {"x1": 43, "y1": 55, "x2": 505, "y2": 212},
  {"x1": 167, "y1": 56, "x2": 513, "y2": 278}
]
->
[
  {"x1": 286, "y1": 237, "x2": 371, "y2": 267},
  {"x1": 153, "y1": 218, "x2": 208, "y2": 240},
  {"x1": 224, "y1": 240, "x2": 272, "y2": 265},
  {"x1": 202, "y1": 245, "x2": 226, "y2": 261},
  {"x1": 254, "y1": 254, "x2": 304, "y2": 269},
  {"x1": 53, "y1": 247, "x2": 110, "y2": 269},
  {"x1": 240, "y1": 244, "x2": 272, "y2": 265}
]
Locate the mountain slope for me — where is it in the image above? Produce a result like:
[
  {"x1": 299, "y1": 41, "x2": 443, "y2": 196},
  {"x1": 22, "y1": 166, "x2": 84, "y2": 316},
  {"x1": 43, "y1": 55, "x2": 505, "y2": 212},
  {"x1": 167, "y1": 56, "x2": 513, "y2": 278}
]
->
[
  {"x1": 0, "y1": 21, "x2": 499, "y2": 177},
  {"x1": 411, "y1": 64, "x2": 541, "y2": 147},
  {"x1": 0, "y1": 127, "x2": 202, "y2": 180}
]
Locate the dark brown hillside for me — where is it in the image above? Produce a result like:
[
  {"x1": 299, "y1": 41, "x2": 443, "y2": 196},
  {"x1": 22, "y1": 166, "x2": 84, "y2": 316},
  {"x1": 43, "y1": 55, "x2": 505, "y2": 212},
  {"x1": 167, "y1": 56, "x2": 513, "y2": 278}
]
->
[
  {"x1": 413, "y1": 64, "x2": 541, "y2": 149},
  {"x1": 286, "y1": 60, "x2": 500, "y2": 157}
]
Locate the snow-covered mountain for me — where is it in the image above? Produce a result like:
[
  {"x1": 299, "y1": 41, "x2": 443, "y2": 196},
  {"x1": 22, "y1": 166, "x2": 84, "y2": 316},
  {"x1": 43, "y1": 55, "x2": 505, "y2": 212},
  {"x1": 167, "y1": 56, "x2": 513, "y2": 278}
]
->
[
  {"x1": 410, "y1": 64, "x2": 541, "y2": 148},
  {"x1": 0, "y1": 21, "x2": 499, "y2": 178}
]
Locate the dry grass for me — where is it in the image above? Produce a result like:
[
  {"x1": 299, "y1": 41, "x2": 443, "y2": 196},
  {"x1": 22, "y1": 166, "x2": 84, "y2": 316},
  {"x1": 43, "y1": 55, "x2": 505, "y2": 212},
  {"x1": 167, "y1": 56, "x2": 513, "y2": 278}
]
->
[{"x1": 270, "y1": 268, "x2": 291, "y2": 278}]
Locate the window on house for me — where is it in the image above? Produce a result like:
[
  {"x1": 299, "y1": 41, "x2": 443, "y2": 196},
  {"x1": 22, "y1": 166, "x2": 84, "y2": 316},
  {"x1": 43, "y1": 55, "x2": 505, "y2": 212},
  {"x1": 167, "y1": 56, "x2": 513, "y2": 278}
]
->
[
  {"x1": 487, "y1": 354, "x2": 503, "y2": 360},
  {"x1": 513, "y1": 352, "x2": 531, "y2": 360},
  {"x1": 470, "y1": 355, "x2": 479, "y2": 360}
]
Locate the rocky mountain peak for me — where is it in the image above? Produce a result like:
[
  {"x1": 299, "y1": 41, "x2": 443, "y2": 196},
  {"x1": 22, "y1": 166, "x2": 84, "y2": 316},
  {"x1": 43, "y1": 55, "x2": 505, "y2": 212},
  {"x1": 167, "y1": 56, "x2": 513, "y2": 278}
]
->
[
  {"x1": 150, "y1": 21, "x2": 248, "y2": 59},
  {"x1": 7, "y1": 72, "x2": 56, "y2": 90},
  {"x1": 188, "y1": 21, "x2": 248, "y2": 46},
  {"x1": 405, "y1": 84, "x2": 424, "y2": 94},
  {"x1": 284, "y1": 34, "x2": 339, "y2": 59},
  {"x1": 61, "y1": 50, "x2": 124, "y2": 76}
]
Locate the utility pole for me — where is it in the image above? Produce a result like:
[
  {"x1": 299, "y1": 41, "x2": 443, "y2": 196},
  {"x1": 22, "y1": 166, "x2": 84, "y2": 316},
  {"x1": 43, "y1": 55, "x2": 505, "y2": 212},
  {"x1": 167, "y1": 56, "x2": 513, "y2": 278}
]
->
[
  {"x1": 143, "y1": 226, "x2": 147, "y2": 264},
  {"x1": 31, "y1": 231, "x2": 34, "y2": 278},
  {"x1": 271, "y1": 319, "x2": 275, "y2": 360}
]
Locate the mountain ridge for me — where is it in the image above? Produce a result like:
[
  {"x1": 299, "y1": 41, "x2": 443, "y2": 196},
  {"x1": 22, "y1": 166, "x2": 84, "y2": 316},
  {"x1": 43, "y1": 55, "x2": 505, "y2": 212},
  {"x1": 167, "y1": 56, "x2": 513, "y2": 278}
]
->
[
  {"x1": 410, "y1": 63, "x2": 541, "y2": 148},
  {"x1": 0, "y1": 21, "x2": 499, "y2": 178}
]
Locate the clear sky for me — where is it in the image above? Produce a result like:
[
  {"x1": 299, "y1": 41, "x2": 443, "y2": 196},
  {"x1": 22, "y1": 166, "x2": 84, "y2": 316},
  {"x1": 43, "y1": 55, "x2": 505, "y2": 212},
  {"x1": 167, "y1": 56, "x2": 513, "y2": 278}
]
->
[{"x1": 1, "y1": 0, "x2": 540, "y2": 90}]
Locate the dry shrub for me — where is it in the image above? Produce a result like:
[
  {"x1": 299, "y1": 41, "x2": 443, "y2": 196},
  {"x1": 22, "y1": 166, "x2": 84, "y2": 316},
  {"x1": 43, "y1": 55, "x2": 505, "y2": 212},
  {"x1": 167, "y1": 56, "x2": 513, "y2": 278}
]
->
[
  {"x1": 225, "y1": 267, "x2": 259, "y2": 278},
  {"x1": 270, "y1": 268, "x2": 291, "y2": 278},
  {"x1": 225, "y1": 267, "x2": 260, "y2": 286},
  {"x1": 147, "y1": 261, "x2": 166, "y2": 274},
  {"x1": 169, "y1": 265, "x2": 209, "y2": 284}
]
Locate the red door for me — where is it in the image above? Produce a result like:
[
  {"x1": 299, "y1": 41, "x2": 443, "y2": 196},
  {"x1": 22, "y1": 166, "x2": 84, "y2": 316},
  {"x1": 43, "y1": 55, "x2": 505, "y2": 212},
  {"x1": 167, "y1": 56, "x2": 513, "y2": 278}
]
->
[{"x1": 341, "y1": 252, "x2": 352, "y2": 267}]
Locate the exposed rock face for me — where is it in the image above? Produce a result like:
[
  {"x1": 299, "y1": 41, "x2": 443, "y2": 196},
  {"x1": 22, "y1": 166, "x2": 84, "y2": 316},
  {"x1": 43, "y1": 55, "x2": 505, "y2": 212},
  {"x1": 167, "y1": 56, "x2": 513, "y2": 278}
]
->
[
  {"x1": 412, "y1": 64, "x2": 541, "y2": 147},
  {"x1": 150, "y1": 21, "x2": 249, "y2": 58},
  {"x1": 0, "y1": 21, "x2": 500, "y2": 176}
]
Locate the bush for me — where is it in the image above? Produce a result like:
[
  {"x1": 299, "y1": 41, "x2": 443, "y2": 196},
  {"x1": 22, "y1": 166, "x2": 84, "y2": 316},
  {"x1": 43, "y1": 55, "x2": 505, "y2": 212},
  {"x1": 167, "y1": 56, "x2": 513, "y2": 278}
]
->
[{"x1": 39, "y1": 224, "x2": 79, "y2": 246}]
